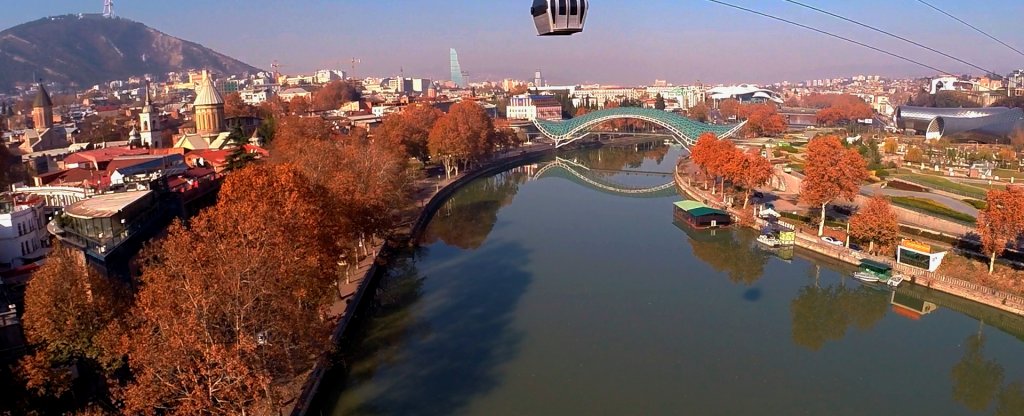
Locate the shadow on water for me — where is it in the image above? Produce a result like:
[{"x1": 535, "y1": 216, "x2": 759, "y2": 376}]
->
[{"x1": 321, "y1": 241, "x2": 531, "y2": 416}]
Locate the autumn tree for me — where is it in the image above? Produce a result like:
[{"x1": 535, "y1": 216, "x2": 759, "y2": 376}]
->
[
  {"x1": 333, "y1": 138, "x2": 412, "y2": 244},
  {"x1": 728, "y1": 149, "x2": 774, "y2": 208},
  {"x1": 849, "y1": 196, "x2": 900, "y2": 253},
  {"x1": 688, "y1": 132, "x2": 720, "y2": 189},
  {"x1": 719, "y1": 99, "x2": 741, "y2": 120},
  {"x1": 883, "y1": 137, "x2": 898, "y2": 154},
  {"x1": 375, "y1": 103, "x2": 443, "y2": 162},
  {"x1": 977, "y1": 187, "x2": 1024, "y2": 273},
  {"x1": 120, "y1": 164, "x2": 339, "y2": 414},
  {"x1": 743, "y1": 104, "x2": 787, "y2": 137},
  {"x1": 19, "y1": 244, "x2": 126, "y2": 402},
  {"x1": 289, "y1": 96, "x2": 312, "y2": 115},
  {"x1": 688, "y1": 103, "x2": 709, "y2": 122},
  {"x1": 224, "y1": 92, "x2": 257, "y2": 118},
  {"x1": 429, "y1": 101, "x2": 498, "y2": 178},
  {"x1": 269, "y1": 115, "x2": 339, "y2": 166},
  {"x1": 312, "y1": 80, "x2": 361, "y2": 111},
  {"x1": 905, "y1": 146, "x2": 926, "y2": 164},
  {"x1": 800, "y1": 135, "x2": 869, "y2": 236}
]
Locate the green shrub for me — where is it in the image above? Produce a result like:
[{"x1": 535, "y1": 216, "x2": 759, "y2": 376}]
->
[{"x1": 964, "y1": 199, "x2": 988, "y2": 210}]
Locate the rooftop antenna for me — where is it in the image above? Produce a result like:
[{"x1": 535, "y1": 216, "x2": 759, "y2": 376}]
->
[{"x1": 103, "y1": 0, "x2": 114, "y2": 18}]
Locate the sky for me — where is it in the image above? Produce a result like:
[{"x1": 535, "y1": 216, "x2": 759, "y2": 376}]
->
[{"x1": 2, "y1": 0, "x2": 1023, "y2": 85}]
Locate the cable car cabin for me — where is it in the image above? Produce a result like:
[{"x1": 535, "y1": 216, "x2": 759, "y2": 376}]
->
[{"x1": 532, "y1": 0, "x2": 588, "y2": 36}]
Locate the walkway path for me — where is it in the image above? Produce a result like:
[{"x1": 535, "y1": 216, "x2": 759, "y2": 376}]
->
[{"x1": 861, "y1": 183, "x2": 979, "y2": 217}]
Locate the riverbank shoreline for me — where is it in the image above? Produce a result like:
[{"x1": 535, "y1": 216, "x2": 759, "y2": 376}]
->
[
  {"x1": 288, "y1": 145, "x2": 556, "y2": 415},
  {"x1": 672, "y1": 163, "x2": 1024, "y2": 317}
]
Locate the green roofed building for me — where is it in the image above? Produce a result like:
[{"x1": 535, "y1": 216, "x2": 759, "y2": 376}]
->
[{"x1": 673, "y1": 200, "x2": 731, "y2": 229}]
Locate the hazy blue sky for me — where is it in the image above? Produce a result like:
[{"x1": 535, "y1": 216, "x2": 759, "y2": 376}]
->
[{"x1": 2, "y1": 0, "x2": 1022, "y2": 85}]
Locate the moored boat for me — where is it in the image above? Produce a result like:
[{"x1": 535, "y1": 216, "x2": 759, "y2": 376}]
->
[
  {"x1": 852, "y1": 271, "x2": 880, "y2": 283},
  {"x1": 756, "y1": 234, "x2": 781, "y2": 247}
]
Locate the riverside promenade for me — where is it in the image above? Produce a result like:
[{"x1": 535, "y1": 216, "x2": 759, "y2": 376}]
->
[
  {"x1": 673, "y1": 163, "x2": 1024, "y2": 317},
  {"x1": 288, "y1": 143, "x2": 556, "y2": 416}
]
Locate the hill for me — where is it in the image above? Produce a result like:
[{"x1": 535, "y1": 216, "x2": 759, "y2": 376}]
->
[{"x1": 0, "y1": 14, "x2": 260, "y2": 90}]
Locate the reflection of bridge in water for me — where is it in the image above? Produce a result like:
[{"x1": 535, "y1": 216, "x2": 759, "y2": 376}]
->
[{"x1": 532, "y1": 157, "x2": 677, "y2": 198}]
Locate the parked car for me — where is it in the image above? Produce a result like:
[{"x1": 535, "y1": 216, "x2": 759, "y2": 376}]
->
[{"x1": 821, "y1": 236, "x2": 844, "y2": 246}]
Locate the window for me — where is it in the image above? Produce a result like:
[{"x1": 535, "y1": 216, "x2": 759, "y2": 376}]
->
[
  {"x1": 558, "y1": 0, "x2": 567, "y2": 15},
  {"x1": 531, "y1": 0, "x2": 547, "y2": 17},
  {"x1": 580, "y1": 0, "x2": 586, "y2": 21},
  {"x1": 570, "y1": 0, "x2": 578, "y2": 15}
]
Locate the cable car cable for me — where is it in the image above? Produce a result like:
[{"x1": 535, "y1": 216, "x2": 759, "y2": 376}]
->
[
  {"x1": 916, "y1": 0, "x2": 1024, "y2": 58},
  {"x1": 782, "y1": 0, "x2": 995, "y2": 75},
  {"x1": 704, "y1": 0, "x2": 952, "y2": 75}
]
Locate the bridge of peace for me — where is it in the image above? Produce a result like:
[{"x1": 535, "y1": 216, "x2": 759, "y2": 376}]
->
[{"x1": 530, "y1": 107, "x2": 747, "y2": 148}]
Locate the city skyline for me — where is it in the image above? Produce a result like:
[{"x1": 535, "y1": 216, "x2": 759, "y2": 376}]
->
[{"x1": 1, "y1": 1, "x2": 1023, "y2": 85}]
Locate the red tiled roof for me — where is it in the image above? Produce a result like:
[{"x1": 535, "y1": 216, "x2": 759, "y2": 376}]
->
[
  {"x1": 186, "y1": 149, "x2": 230, "y2": 166},
  {"x1": 36, "y1": 167, "x2": 100, "y2": 186},
  {"x1": 64, "y1": 147, "x2": 148, "y2": 165}
]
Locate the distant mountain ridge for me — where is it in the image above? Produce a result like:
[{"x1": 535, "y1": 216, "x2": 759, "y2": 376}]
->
[{"x1": 0, "y1": 14, "x2": 260, "y2": 91}]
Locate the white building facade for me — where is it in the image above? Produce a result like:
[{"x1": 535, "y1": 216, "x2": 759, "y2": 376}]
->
[{"x1": 0, "y1": 195, "x2": 50, "y2": 267}]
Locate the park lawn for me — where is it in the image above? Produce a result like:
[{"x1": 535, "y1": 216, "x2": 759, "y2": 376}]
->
[
  {"x1": 890, "y1": 196, "x2": 977, "y2": 224},
  {"x1": 994, "y1": 168, "x2": 1024, "y2": 180},
  {"x1": 895, "y1": 173, "x2": 989, "y2": 200}
]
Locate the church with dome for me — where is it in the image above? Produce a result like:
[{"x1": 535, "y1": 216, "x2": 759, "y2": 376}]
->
[{"x1": 171, "y1": 71, "x2": 249, "y2": 150}]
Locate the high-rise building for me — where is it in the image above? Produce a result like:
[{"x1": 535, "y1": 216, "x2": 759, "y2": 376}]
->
[
  {"x1": 534, "y1": 70, "x2": 545, "y2": 88},
  {"x1": 450, "y1": 48, "x2": 465, "y2": 88}
]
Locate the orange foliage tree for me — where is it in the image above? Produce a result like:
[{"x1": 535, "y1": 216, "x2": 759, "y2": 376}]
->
[
  {"x1": 289, "y1": 96, "x2": 312, "y2": 115},
  {"x1": 689, "y1": 132, "x2": 719, "y2": 189},
  {"x1": 800, "y1": 135, "x2": 868, "y2": 236},
  {"x1": 688, "y1": 103, "x2": 709, "y2": 122},
  {"x1": 224, "y1": 92, "x2": 257, "y2": 118},
  {"x1": 719, "y1": 99, "x2": 740, "y2": 120},
  {"x1": 428, "y1": 101, "x2": 498, "y2": 178},
  {"x1": 977, "y1": 187, "x2": 1024, "y2": 273},
  {"x1": 813, "y1": 94, "x2": 873, "y2": 126},
  {"x1": 120, "y1": 164, "x2": 339, "y2": 414},
  {"x1": 312, "y1": 80, "x2": 360, "y2": 111},
  {"x1": 849, "y1": 195, "x2": 900, "y2": 254},
  {"x1": 19, "y1": 244, "x2": 126, "y2": 400},
  {"x1": 728, "y1": 148, "x2": 774, "y2": 208},
  {"x1": 742, "y1": 104, "x2": 787, "y2": 137},
  {"x1": 375, "y1": 103, "x2": 443, "y2": 162}
]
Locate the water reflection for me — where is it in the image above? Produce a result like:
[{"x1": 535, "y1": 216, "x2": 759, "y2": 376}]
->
[
  {"x1": 423, "y1": 169, "x2": 531, "y2": 250},
  {"x1": 313, "y1": 143, "x2": 1024, "y2": 416},
  {"x1": 789, "y1": 279, "x2": 889, "y2": 351},
  {"x1": 676, "y1": 225, "x2": 770, "y2": 286}
]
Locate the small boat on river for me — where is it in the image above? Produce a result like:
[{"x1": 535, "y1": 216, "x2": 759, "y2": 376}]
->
[
  {"x1": 853, "y1": 259, "x2": 901, "y2": 286},
  {"x1": 757, "y1": 234, "x2": 781, "y2": 248}
]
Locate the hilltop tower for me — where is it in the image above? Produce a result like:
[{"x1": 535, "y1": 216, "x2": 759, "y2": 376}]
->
[
  {"x1": 193, "y1": 71, "x2": 225, "y2": 137},
  {"x1": 31, "y1": 83, "x2": 54, "y2": 131}
]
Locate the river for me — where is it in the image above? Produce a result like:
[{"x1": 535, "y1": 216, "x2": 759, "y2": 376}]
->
[{"x1": 312, "y1": 143, "x2": 1024, "y2": 415}]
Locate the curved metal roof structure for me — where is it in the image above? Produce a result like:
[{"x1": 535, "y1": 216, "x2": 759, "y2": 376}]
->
[
  {"x1": 533, "y1": 107, "x2": 746, "y2": 148},
  {"x1": 895, "y1": 106, "x2": 1024, "y2": 143}
]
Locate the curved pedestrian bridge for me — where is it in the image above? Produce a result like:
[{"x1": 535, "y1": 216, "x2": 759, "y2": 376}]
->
[{"x1": 533, "y1": 107, "x2": 746, "y2": 148}]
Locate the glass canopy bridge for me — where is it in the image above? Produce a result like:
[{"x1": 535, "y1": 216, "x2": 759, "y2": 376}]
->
[
  {"x1": 533, "y1": 107, "x2": 747, "y2": 148},
  {"x1": 532, "y1": 157, "x2": 678, "y2": 198}
]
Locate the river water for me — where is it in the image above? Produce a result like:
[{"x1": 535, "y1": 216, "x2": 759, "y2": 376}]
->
[{"x1": 313, "y1": 144, "x2": 1024, "y2": 415}]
